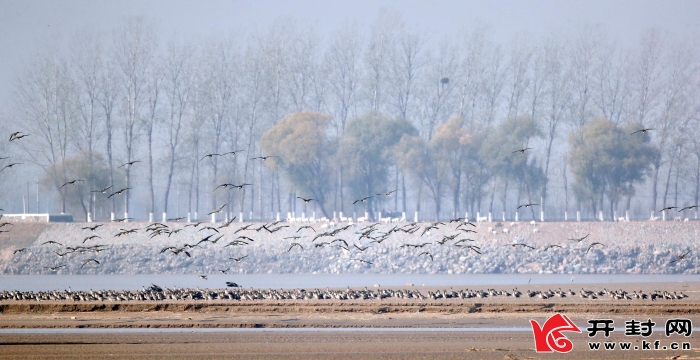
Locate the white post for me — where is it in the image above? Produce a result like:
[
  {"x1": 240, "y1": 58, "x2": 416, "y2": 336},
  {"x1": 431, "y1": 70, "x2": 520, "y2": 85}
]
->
[
  {"x1": 465, "y1": 212, "x2": 469, "y2": 222},
  {"x1": 599, "y1": 210, "x2": 604, "y2": 221},
  {"x1": 249, "y1": 211, "x2": 253, "y2": 221},
  {"x1": 364, "y1": 211, "x2": 368, "y2": 220},
  {"x1": 339, "y1": 211, "x2": 343, "y2": 219},
  {"x1": 515, "y1": 212, "x2": 519, "y2": 222},
  {"x1": 211, "y1": 213, "x2": 216, "y2": 223},
  {"x1": 564, "y1": 211, "x2": 568, "y2": 221},
  {"x1": 378, "y1": 212, "x2": 382, "y2": 221},
  {"x1": 302, "y1": 212, "x2": 306, "y2": 220},
  {"x1": 148, "y1": 213, "x2": 153, "y2": 222},
  {"x1": 613, "y1": 211, "x2": 617, "y2": 222},
  {"x1": 124, "y1": 212, "x2": 129, "y2": 223},
  {"x1": 488, "y1": 212, "x2": 492, "y2": 222},
  {"x1": 239, "y1": 212, "x2": 243, "y2": 222},
  {"x1": 276, "y1": 212, "x2": 280, "y2": 221},
  {"x1": 163, "y1": 212, "x2": 167, "y2": 223},
  {"x1": 650, "y1": 211, "x2": 654, "y2": 220},
  {"x1": 187, "y1": 212, "x2": 191, "y2": 223},
  {"x1": 194, "y1": 212, "x2": 198, "y2": 221},
  {"x1": 576, "y1": 211, "x2": 581, "y2": 222},
  {"x1": 224, "y1": 212, "x2": 229, "y2": 222},
  {"x1": 625, "y1": 210, "x2": 629, "y2": 221},
  {"x1": 414, "y1": 211, "x2": 418, "y2": 222},
  {"x1": 662, "y1": 210, "x2": 666, "y2": 221},
  {"x1": 477, "y1": 212, "x2": 481, "y2": 221},
  {"x1": 333, "y1": 211, "x2": 336, "y2": 219},
  {"x1": 540, "y1": 210, "x2": 544, "y2": 222},
  {"x1": 110, "y1": 212, "x2": 115, "y2": 222},
  {"x1": 87, "y1": 213, "x2": 92, "y2": 223},
  {"x1": 313, "y1": 211, "x2": 316, "y2": 220},
  {"x1": 502, "y1": 211, "x2": 505, "y2": 222},
  {"x1": 401, "y1": 211, "x2": 406, "y2": 221}
]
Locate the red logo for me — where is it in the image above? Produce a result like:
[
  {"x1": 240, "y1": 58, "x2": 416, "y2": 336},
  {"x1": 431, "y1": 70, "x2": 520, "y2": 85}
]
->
[{"x1": 530, "y1": 313, "x2": 582, "y2": 353}]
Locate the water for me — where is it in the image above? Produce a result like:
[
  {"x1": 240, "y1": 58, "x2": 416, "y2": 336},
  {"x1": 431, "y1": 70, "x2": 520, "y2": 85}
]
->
[{"x1": 1, "y1": 274, "x2": 698, "y2": 292}]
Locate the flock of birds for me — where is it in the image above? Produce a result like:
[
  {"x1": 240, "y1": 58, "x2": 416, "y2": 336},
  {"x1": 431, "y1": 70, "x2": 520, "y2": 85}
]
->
[
  {"x1": 0, "y1": 286, "x2": 689, "y2": 302},
  {"x1": 0, "y1": 128, "x2": 696, "y2": 300}
]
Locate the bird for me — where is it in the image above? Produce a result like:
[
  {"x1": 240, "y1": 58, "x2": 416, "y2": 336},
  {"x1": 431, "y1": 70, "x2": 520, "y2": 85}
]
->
[
  {"x1": 9, "y1": 133, "x2": 29, "y2": 141},
  {"x1": 168, "y1": 217, "x2": 186, "y2": 222},
  {"x1": 585, "y1": 242, "x2": 604, "y2": 255},
  {"x1": 13, "y1": 248, "x2": 27, "y2": 254},
  {"x1": 669, "y1": 249, "x2": 691, "y2": 265},
  {"x1": 297, "y1": 197, "x2": 313, "y2": 203},
  {"x1": 199, "y1": 153, "x2": 221, "y2": 161},
  {"x1": 679, "y1": 205, "x2": 698, "y2": 212},
  {"x1": 251, "y1": 155, "x2": 278, "y2": 161},
  {"x1": 351, "y1": 258, "x2": 373, "y2": 265},
  {"x1": 225, "y1": 282, "x2": 240, "y2": 288},
  {"x1": 41, "y1": 240, "x2": 63, "y2": 246},
  {"x1": 418, "y1": 251, "x2": 434, "y2": 261},
  {"x1": 207, "y1": 204, "x2": 226, "y2": 215},
  {"x1": 198, "y1": 275, "x2": 208, "y2": 280},
  {"x1": 107, "y1": 188, "x2": 130, "y2": 198},
  {"x1": 214, "y1": 183, "x2": 235, "y2": 191},
  {"x1": 60, "y1": 179, "x2": 84, "y2": 188},
  {"x1": 506, "y1": 243, "x2": 535, "y2": 250},
  {"x1": 0, "y1": 163, "x2": 22, "y2": 172},
  {"x1": 118, "y1": 160, "x2": 141, "y2": 168},
  {"x1": 8, "y1": 132, "x2": 21, "y2": 141},
  {"x1": 512, "y1": 147, "x2": 533, "y2": 154},
  {"x1": 81, "y1": 259, "x2": 100, "y2": 268},
  {"x1": 0, "y1": 222, "x2": 14, "y2": 228},
  {"x1": 517, "y1": 203, "x2": 538, "y2": 209},
  {"x1": 544, "y1": 244, "x2": 563, "y2": 251},
  {"x1": 231, "y1": 183, "x2": 252, "y2": 190},
  {"x1": 218, "y1": 268, "x2": 230, "y2": 274},
  {"x1": 352, "y1": 196, "x2": 372, "y2": 204},
  {"x1": 353, "y1": 244, "x2": 369, "y2": 252},
  {"x1": 229, "y1": 255, "x2": 248, "y2": 262},
  {"x1": 288, "y1": 243, "x2": 304, "y2": 252},
  {"x1": 112, "y1": 217, "x2": 133, "y2": 222},
  {"x1": 377, "y1": 189, "x2": 398, "y2": 197},
  {"x1": 568, "y1": 234, "x2": 589, "y2": 243},
  {"x1": 82, "y1": 235, "x2": 101, "y2": 243},
  {"x1": 630, "y1": 128, "x2": 654, "y2": 135},
  {"x1": 297, "y1": 225, "x2": 315, "y2": 233},
  {"x1": 659, "y1": 206, "x2": 678, "y2": 212},
  {"x1": 222, "y1": 150, "x2": 245, "y2": 156},
  {"x1": 45, "y1": 265, "x2": 66, "y2": 271},
  {"x1": 91, "y1": 185, "x2": 113, "y2": 193}
]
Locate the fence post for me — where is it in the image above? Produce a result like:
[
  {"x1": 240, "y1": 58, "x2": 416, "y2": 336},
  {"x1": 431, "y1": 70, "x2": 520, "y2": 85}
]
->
[
  {"x1": 239, "y1": 212, "x2": 243, "y2": 222},
  {"x1": 211, "y1": 213, "x2": 216, "y2": 223},
  {"x1": 110, "y1": 212, "x2": 115, "y2": 222},
  {"x1": 564, "y1": 211, "x2": 568, "y2": 221},
  {"x1": 194, "y1": 212, "x2": 198, "y2": 221},
  {"x1": 488, "y1": 212, "x2": 492, "y2": 222},
  {"x1": 502, "y1": 211, "x2": 505, "y2": 222},
  {"x1": 662, "y1": 210, "x2": 666, "y2": 221},
  {"x1": 163, "y1": 212, "x2": 167, "y2": 223},
  {"x1": 87, "y1": 213, "x2": 92, "y2": 223},
  {"x1": 613, "y1": 210, "x2": 617, "y2": 222},
  {"x1": 124, "y1": 212, "x2": 129, "y2": 223},
  {"x1": 378, "y1": 212, "x2": 382, "y2": 221},
  {"x1": 540, "y1": 210, "x2": 544, "y2": 222},
  {"x1": 465, "y1": 212, "x2": 469, "y2": 222},
  {"x1": 414, "y1": 211, "x2": 418, "y2": 222},
  {"x1": 576, "y1": 211, "x2": 581, "y2": 222},
  {"x1": 599, "y1": 210, "x2": 603, "y2": 221},
  {"x1": 625, "y1": 210, "x2": 629, "y2": 221},
  {"x1": 187, "y1": 212, "x2": 191, "y2": 223},
  {"x1": 515, "y1": 212, "x2": 519, "y2": 222}
]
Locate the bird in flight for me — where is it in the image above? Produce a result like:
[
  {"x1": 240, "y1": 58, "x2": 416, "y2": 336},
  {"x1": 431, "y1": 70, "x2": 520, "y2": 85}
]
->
[
  {"x1": 118, "y1": 160, "x2": 141, "y2": 168},
  {"x1": 199, "y1": 153, "x2": 221, "y2": 161},
  {"x1": 352, "y1": 196, "x2": 372, "y2": 204},
  {"x1": 659, "y1": 206, "x2": 678, "y2": 212},
  {"x1": 82, "y1": 224, "x2": 102, "y2": 231},
  {"x1": 585, "y1": 242, "x2": 604, "y2": 255},
  {"x1": 297, "y1": 225, "x2": 315, "y2": 233},
  {"x1": 168, "y1": 217, "x2": 185, "y2": 222},
  {"x1": 351, "y1": 258, "x2": 373, "y2": 265},
  {"x1": 0, "y1": 163, "x2": 22, "y2": 172},
  {"x1": 207, "y1": 204, "x2": 226, "y2": 215},
  {"x1": 517, "y1": 203, "x2": 538, "y2": 209},
  {"x1": 91, "y1": 185, "x2": 113, "y2": 193},
  {"x1": 218, "y1": 268, "x2": 229, "y2": 274},
  {"x1": 297, "y1": 197, "x2": 313, "y2": 203},
  {"x1": 251, "y1": 155, "x2": 279, "y2": 161},
  {"x1": 679, "y1": 205, "x2": 698, "y2": 212},
  {"x1": 82, "y1": 235, "x2": 101, "y2": 243},
  {"x1": 377, "y1": 189, "x2": 398, "y2": 197},
  {"x1": 669, "y1": 249, "x2": 691, "y2": 265},
  {"x1": 512, "y1": 147, "x2": 533, "y2": 154},
  {"x1": 506, "y1": 243, "x2": 535, "y2": 250},
  {"x1": 41, "y1": 240, "x2": 63, "y2": 246},
  {"x1": 630, "y1": 128, "x2": 654, "y2": 135},
  {"x1": 230, "y1": 255, "x2": 249, "y2": 262},
  {"x1": 45, "y1": 265, "x2": 66, "y2": 271},
  {"x1": 288, "y1": 242, "x2": 304, "y2": 252},
  {"x1": 81, "y1": 259, "x2": 100, "y2": 268},
  {"x1": 107, "y1": 188, "x2": 130, "y2": 198},
  {"x1": 13, "y1": 248, "x2": 27, "y2": 254},
  {"x1": 568, "y1": 233, "x2": 589, "y2": 243},
  {"x1": 198, "y1": 275, "x2": 208, "y2": 280},
  {"x1": 418, "y1": 251, "x2": 434, "y2": 261},
  {"x1": 9, "y1": 133, "x2": 29, "y2": 141},
  {"x1": 222, "y1": 150, "x2": 245, "y2": 156},
  {"x1": 544, "y1": 244, "x2": 563, "y2": 251},
  {"x1": 60, "y1": 179, "x2": 84, "y2": 188}
]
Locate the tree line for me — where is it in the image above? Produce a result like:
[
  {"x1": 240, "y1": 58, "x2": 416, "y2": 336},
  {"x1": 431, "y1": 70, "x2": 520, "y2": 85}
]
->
[{"x1": 5, "y1": 12, "x2": 700, "y2": 221}]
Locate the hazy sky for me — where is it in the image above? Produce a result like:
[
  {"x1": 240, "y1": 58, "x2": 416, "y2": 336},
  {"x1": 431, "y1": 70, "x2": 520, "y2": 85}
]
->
[{"x1": 1, "y1": 0, "x2": 699, "y2": 112}]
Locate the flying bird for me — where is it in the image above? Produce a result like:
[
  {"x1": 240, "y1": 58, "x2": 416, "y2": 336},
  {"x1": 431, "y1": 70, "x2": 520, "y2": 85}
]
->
[
  {"x1": 107, "y1": 188, "x2": 130, "y2": 198},
  {"x1": 512, "y1": 147, "x2": 533, "y2": 154},
  {"x1": 377, "y1": 189, "x2": 398, "y2": 196},
  {"x1": 297, "y1": 197, "x2": 313, "y2": 203},
  {"x1": 506, "y1": 243, "x2": 535, "y2": 250},
  {"x1": 352, "y1": 196, "x2": 372, "y2": 204},
  {"x1": 544, "y1": 244, "x2": 563, "y2": 251},
  {"x1": 630, "y1": 128, "x2": 654, "y2": 135},
  {"x1": 118, "y1": 160, "x2": 141, "y2": 168},
  {"x1": 218, "y1": 268, "x2": 230, "y2": 274},
  {"x1": 207, "y1": 204, "x2": 226, "y2": 215},
  {"x1": 669, "y1": 249, "x2": 691, "y2": 265},
  {"x1": 45, "y1": 265, "x2": 66, "y2": 271},
  {"x1": 199, "y1": 153, "x2": 221, "y2": 161},
  {"x1": 222, "y1": 150, "x2": 245, "y2": 156},
  {"x1": 287, "y1": 242, "x2": 304, "y2": 252},
  {"x1": 60, "y1": 179, "x2": 84, "y2": 188},
  {"x1": 0, "y1": 163, "x2": 22, "y2": 172},
  {"x1": 659, "y1": 206, "x2": 678, "y2": 212},
  {"x1": 198, "y1": 275, "x2": 208, "y2": 280},
  {"x1": 517, "y1": 203, "x2": 538, "y2": 209},
  {"x1": 91, "y1": 185, "x2": 113, "y2": 193},
  {"x1": 81, "y1": 259, "x2": 100, "y2": 268},
  {"x1": 229, "y1": 255, "x2": 248, "y2": 262},
  {"x1": 351, "y1": 258, "x2": 373, "y2": 265},
  {"x1": 13, "y1": 248, "x2": 27, "y2": 254},
  {"x1": 568, "y1": 234, "x2": 589, "y2": 243},
  {"x1": 82, "y1": 224, "x2": 103, "y2": 231},
  {"x1": 418, "y1": 251, "x2": 434, "y2": 261},
  {"x1": 251, "y1": 155, "x2": 279, "y2": 161},
  {"x1": 9, "y1": 133, "x2": 29, "y2": 141},
  {"x1": 585, "y1": 242, "x2": 604, "y2": 255},
  {"x1": 679, "y1": 205, "x2": 698, "y2": 212},
  {"x1": 41, "y1": 240, "x2": 63, "y2": 246}
]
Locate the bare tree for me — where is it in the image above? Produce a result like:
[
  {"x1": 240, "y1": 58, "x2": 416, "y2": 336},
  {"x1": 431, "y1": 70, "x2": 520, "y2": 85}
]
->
[
  {"x1": 144, "y1": 60, "x2": 165, "y2": 216},
  {"x1": 113, "y1": 17, "x2": 156, "y2": 217}
]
